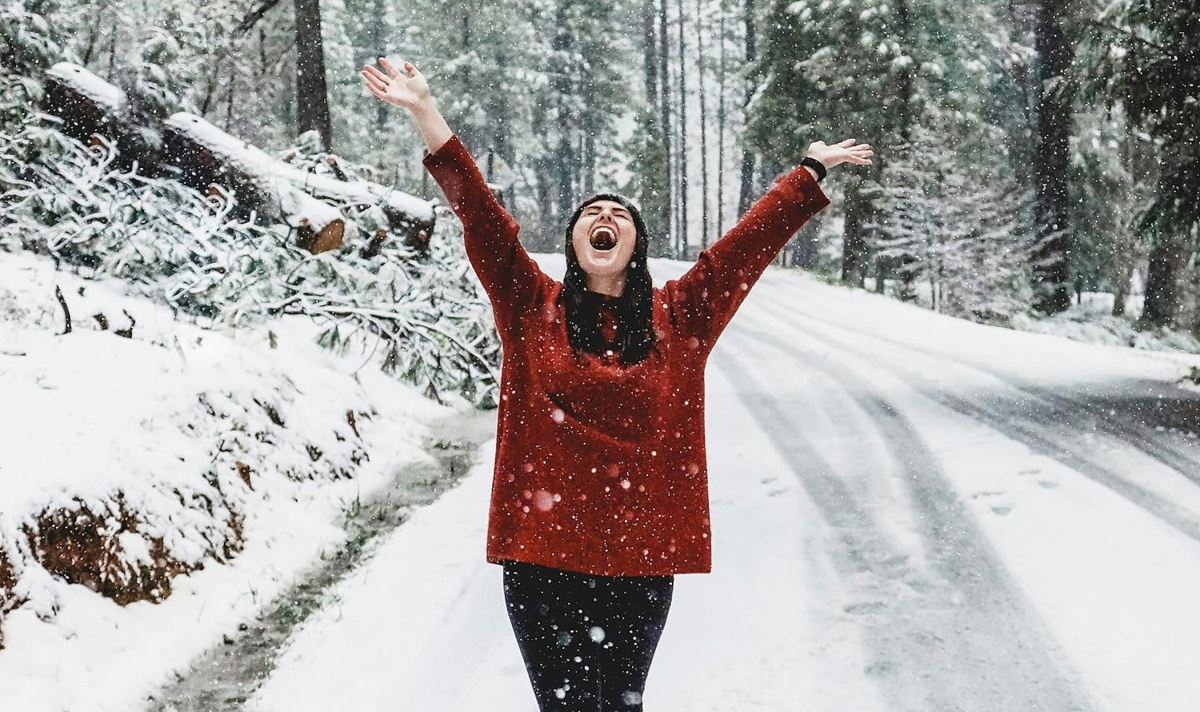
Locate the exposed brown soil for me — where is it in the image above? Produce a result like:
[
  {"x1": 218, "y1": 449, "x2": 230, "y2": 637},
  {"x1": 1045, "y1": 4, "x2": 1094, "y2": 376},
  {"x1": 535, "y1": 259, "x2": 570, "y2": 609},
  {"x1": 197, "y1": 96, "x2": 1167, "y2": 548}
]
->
[
  {"x1": 1, "y1": 402, "x2": 373, "y2": 653},
  {"x1": 0, "y1": 547, "x2": 16, "y2": 649},
  {"x1": 24, "y1": 492, "x2": 244, "y2": 606}
]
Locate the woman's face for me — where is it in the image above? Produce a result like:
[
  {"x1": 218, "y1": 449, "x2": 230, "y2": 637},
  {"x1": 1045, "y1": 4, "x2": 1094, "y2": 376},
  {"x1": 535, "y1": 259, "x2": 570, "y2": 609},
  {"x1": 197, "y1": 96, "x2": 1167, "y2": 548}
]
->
[{"x1": 571, "y1": 200, "x2": 638, "y2": 278}]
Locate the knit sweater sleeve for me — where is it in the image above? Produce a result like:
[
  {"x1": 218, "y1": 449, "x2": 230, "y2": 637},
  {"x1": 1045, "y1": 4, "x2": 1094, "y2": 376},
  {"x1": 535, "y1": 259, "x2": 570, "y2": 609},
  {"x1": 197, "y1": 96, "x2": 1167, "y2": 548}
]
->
[
  {"x1": 663, "y1": 164, "x2": 830, "y2": 352},
  {"x1": 421, "y1": 134, "x2": 545, "y2": 334}
]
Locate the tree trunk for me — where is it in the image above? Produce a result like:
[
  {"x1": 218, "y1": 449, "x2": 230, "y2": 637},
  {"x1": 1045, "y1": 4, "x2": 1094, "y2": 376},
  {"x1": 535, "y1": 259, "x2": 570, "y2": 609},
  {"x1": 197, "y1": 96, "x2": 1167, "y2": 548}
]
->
[
  {"x1": 1111, "y1": 257, "x2": 1133, "y2": 317},
  {"x1": 1031, "y1": 0, "x2": 1074, "y2": 314},
  {"x1": 293, "y1": 0, "x2": 333, "y2": 151},
  {"x1": 675, "y1": 0, "x2": 689, "y2": 259},
  {"x1": 736, "y1": 0, "x2": 756, "y2": 218},
  {"x1": 842, "y1": 175, "x2": 867, "y2": 286},
  {"x1": 199, "y1": 57, "x2": 221, "y2": 116},
  {"x1": 224, "y1": 70, "x2": 235, "y2": 131},
  {"x1": 716, "y1": 0, "x2": 727, "y2": 243},
  {"x1": 106, "y1": 17, "x2": 117, "y2": 80},
  {"x1": 1141, "y1": 236, "x2": 1186, "y2": 327},
  {"x1": 895, "y1": 0, "x2": 914, "y2": 145},
  {"x1": 584, "y1": 130, "x2": 595, "y2": 196},
  {"x1": 556, "y1": 132, "x2": 575, "y2": 221},
  {"x1": 793, "y1": 222, "x2": 819, "y2": 269},
  {"x1": 696, "y1": 0, "x2": 710, "y2": 249},
  {"x1": 552, "y1": 3, "x2": 575, "y2": 220},
  {"x1": 82, "y1": 18, "x2": 100, "y2": 65},
  {"x1": 659, "y1": 0, "x2": 674, "y2": 255},
  {"x1": 643, "y1": 0, "x2": 670, "y2": 258},
  {"x1": 372, "y1": 0, "x2": 389, "y2": 131},
  {"x1": 644, "y1": 0, "x2": 659, "y2": 106}
]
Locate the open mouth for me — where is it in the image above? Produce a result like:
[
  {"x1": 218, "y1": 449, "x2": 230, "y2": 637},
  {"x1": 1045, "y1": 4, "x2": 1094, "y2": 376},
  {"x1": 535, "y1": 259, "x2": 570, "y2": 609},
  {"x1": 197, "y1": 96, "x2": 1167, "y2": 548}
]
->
[{"x1": 590, "y1": 226, "x2": 617, "y2": 251}]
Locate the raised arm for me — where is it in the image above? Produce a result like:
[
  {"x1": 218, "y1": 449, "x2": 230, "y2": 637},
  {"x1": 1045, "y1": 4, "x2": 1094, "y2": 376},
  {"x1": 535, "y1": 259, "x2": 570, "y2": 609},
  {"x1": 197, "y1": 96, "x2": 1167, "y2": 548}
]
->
[
  {"x1": 663, "y1": 138, "x2": 871, "y2": 353},
  {"x1": 361, "y1": 58, "x2": 545, "y2": 334}
]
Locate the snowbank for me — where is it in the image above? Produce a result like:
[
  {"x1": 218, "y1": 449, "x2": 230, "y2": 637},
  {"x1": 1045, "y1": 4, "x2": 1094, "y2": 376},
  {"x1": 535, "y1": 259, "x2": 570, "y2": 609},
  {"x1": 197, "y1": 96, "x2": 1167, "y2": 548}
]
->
[{"x1": 0, "y1": 250, "x2": 456, "y2": 711}]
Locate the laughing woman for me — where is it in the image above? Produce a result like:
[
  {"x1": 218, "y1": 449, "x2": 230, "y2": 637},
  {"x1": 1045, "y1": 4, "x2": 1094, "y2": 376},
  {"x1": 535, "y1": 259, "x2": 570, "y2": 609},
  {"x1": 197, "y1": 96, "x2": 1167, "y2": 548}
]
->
[{"x1": 362, "y1": 57, "x2": 871, "y2": 711}]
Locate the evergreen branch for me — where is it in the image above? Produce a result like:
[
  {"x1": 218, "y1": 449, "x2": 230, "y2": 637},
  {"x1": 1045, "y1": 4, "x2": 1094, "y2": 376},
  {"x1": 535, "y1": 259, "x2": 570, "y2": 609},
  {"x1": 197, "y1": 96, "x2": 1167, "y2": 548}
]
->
[
  {"x1": 234, "y1": 0, "x2": 285, "y2": 38},
  {"x1": 1081, "y1": 19, "x2": 1168, "y2": 54}
]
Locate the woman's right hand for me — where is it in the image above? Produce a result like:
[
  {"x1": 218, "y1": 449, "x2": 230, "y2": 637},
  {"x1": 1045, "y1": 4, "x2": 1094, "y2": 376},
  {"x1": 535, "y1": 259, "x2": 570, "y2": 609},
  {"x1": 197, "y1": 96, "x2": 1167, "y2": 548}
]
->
[{"x1": 361, "y1": 58, "x2": 432, "y2": 114}]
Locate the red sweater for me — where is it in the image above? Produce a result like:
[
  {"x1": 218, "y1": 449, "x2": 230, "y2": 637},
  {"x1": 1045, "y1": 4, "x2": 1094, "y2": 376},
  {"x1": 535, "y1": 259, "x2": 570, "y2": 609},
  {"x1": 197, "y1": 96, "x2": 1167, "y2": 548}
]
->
[{"x1": 423, "y1": 135, "x2": 830, "y2": 576}]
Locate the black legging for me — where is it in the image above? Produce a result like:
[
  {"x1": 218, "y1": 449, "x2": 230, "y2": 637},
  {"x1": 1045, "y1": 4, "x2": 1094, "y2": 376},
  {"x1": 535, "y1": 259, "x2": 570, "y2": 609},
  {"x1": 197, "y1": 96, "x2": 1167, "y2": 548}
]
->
[{"x1": 502, "y1": 560, "x2": 674, "y2": 711}]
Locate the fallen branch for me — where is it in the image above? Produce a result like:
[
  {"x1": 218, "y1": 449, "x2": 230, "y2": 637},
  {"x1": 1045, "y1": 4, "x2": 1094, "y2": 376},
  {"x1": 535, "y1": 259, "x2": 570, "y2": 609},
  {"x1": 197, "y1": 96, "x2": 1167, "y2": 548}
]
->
[{"x1": 54, "y1": 284, "x2": 71, "y2": 334}]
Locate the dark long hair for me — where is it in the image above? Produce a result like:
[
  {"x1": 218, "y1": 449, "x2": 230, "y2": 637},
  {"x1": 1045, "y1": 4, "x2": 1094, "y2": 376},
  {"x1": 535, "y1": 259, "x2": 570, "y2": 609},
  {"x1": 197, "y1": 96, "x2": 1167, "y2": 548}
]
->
[{"x1": 561, "y1": 193, "x2": 657, "y2": 366}]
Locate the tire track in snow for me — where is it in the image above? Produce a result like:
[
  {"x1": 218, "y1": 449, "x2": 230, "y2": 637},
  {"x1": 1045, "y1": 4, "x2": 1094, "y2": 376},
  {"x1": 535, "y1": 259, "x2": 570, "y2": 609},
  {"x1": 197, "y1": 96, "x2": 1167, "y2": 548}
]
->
[
  {"x1": 746, "y1": 302, "x2": 1200, "y2": 545},
  {"x1": 757, "y1": 296, "x2": 1200, "y2": 484},
  {"x1": 711, "y1": 327, "x2": 1095, "y2": 712}
]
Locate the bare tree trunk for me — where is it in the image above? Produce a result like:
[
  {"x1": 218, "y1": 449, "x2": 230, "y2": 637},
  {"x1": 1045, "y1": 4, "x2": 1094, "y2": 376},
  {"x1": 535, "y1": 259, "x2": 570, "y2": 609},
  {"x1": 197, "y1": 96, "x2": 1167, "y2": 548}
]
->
[
  {"x1": 1031, "y1": 0, "x2": 1074, "y2": 314},
  {"x1": 372, "y1": 0, "x2": 389, "y2": 130},
  {"x1": 81, "y1": 20, "x2": 101, "y2": 65},
  {"x1": 659, "y1": 0, "x2": 674, "y2": 255},
  {"x1": 644, "y1": 0, "x2": 659, "y2": 105},
  {"x1": 225, "y1": 72, "x2": 235, "y2": 131},
  {"x1": 552, "y1": 2, "x2": 576, "y2": 220},
  {"x1": 294, "y1": 0, "x2": 333, "y2": 151},
  {"x1": 642, "y1": 0, "x2": 670, "y2": 257},
  {"x1": 716, "y1": 0, "x2": 727, "y2": 242},
  {"x1": 676, "y1": 0, "x2": 689, "y2": 259},
  {"x1": 736, "y1": 0, "x2": 756, "y2": 217},
  {"x1": 106, "y1": 17, "x2": 118, "y2": 80},
  {"x1": 895, "y1": 0, "x2": 914, "y2": 145},
  {"x1": 842, "y1": 176, "x2": 867, "y2": 286},
  {"x1": 584, "y1": 130, "x2": 595, "y2": 196},
  {"x1": 1142, "y1": 235, "x2": 1186, "y2": 327},
  {"x1": 199, "y1": 58, "x2": 221, "y2": 116},
  {"x1": 1111, "y1": 257, "x2": 1135, "y2": 317},
  {"x1": 1112, "y1": 128, "x2": 1139, "y2": 317},
  {"x1": 793, "y1": 222, "x2": 819, "y2": 269},
  {"x1": 696, "y1": 0, "x2": 710, "y2": 249}
]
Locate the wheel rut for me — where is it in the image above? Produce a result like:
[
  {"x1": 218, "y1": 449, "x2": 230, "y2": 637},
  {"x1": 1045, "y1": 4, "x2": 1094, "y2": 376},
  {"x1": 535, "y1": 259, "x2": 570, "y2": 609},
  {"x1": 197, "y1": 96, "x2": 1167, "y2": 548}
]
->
[{"x1": 712, "y1": 324, "x2": 1094, "y2": 712}]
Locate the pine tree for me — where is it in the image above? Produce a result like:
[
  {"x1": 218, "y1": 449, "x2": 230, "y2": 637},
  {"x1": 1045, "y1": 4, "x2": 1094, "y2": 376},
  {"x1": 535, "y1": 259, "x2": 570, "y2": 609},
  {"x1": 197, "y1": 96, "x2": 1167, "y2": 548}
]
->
[
  {"x1": 746, "y1": 0, "x2": 1006, "y2": 288},
  {"x1": 1076, "y1": 0, "x2": 1200, "y2": 330},
  {"x1": 867, "y1": 123, "x2": 1034, "y2": 323}
]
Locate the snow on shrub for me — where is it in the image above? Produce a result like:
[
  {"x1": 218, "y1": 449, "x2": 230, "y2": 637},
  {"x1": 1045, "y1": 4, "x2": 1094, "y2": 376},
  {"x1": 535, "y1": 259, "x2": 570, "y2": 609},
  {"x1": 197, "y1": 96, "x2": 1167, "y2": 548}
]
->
[
  {"x1": 0, "y1": 71, "x2": 502, "y2": 410},
  {"x1": 0, "y1": 255, "x2": 390, "y2": 648}
]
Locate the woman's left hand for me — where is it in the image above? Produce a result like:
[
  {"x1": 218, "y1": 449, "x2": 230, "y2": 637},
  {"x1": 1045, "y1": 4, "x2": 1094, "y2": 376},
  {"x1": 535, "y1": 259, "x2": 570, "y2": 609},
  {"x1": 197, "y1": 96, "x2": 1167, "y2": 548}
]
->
[{"x1": 806, "y1": 139, "x2": 873, "y2": 169}]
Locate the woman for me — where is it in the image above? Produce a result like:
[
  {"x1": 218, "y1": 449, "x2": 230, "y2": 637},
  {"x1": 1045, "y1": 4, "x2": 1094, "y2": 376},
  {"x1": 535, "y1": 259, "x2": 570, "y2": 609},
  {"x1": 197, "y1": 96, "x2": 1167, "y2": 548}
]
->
[{"x1": 362, "y1": 57, "x2": 871, "y2": 711}]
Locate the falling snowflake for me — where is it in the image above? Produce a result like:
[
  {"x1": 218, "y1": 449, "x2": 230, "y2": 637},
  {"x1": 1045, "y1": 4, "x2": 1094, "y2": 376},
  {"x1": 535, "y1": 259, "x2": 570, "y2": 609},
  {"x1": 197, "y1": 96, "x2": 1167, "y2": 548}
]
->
[{"x1": 533, "y1": 489, "x2": 556, "y2": 512}]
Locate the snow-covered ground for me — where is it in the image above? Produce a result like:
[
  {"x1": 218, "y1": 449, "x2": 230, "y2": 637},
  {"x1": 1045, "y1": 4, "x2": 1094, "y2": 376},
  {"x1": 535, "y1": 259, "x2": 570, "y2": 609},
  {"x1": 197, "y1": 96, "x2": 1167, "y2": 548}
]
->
[
  {"x1": 242, "y1": 253, "x2": 1200, "y2": 712},
  {"x1": 5, "y1": 247, "x2": 1200, "y2": 712},
  {"x1": 872, "y1": 272, "x2": 1200, "y2": 356},
  {"x1": 0, "y1": 251, "x2": 456, "y2": 712}
]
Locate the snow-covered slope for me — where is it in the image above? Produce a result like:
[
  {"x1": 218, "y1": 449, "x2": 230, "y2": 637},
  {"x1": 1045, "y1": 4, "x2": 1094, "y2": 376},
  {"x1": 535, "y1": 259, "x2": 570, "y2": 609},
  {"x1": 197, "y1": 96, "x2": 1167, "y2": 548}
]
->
[{"x1": 0, "y1": 250, "x2": 456, "y2": 711}]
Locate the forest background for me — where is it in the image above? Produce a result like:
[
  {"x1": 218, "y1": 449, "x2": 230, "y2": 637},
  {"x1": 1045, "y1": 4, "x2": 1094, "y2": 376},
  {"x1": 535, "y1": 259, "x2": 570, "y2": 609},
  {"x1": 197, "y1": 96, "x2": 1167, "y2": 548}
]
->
[{"x1": 2, "y1": 0, "x2": 1199, "y2": 335}]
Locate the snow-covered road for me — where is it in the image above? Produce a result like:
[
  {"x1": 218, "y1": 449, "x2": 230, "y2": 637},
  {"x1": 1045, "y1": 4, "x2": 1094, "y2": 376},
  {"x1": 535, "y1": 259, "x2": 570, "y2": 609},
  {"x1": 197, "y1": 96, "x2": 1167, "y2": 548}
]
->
[{"x1": 247, "y1": 260, "x2": 1200, "y2": 712}]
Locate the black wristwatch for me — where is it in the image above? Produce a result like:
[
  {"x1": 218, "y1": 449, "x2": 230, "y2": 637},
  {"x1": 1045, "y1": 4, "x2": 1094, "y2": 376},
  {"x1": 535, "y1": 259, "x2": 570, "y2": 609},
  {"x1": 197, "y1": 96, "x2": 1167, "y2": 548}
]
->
[{"x1": 800, "y1": 156, "x2": 827, "y2": 182}]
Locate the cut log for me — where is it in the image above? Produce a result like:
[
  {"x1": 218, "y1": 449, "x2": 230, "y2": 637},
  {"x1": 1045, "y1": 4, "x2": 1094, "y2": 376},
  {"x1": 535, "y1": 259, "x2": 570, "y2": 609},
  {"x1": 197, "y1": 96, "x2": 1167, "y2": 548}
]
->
[
  {"x1": 41, "y1": 63, "x2": 163, "y2": 173},
  {"x1": 164, "y1": 113, "x2": 435, "y2": 253},
  {"x1": 37, "y1": 63, "x2": 435, "y2": 255}
]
